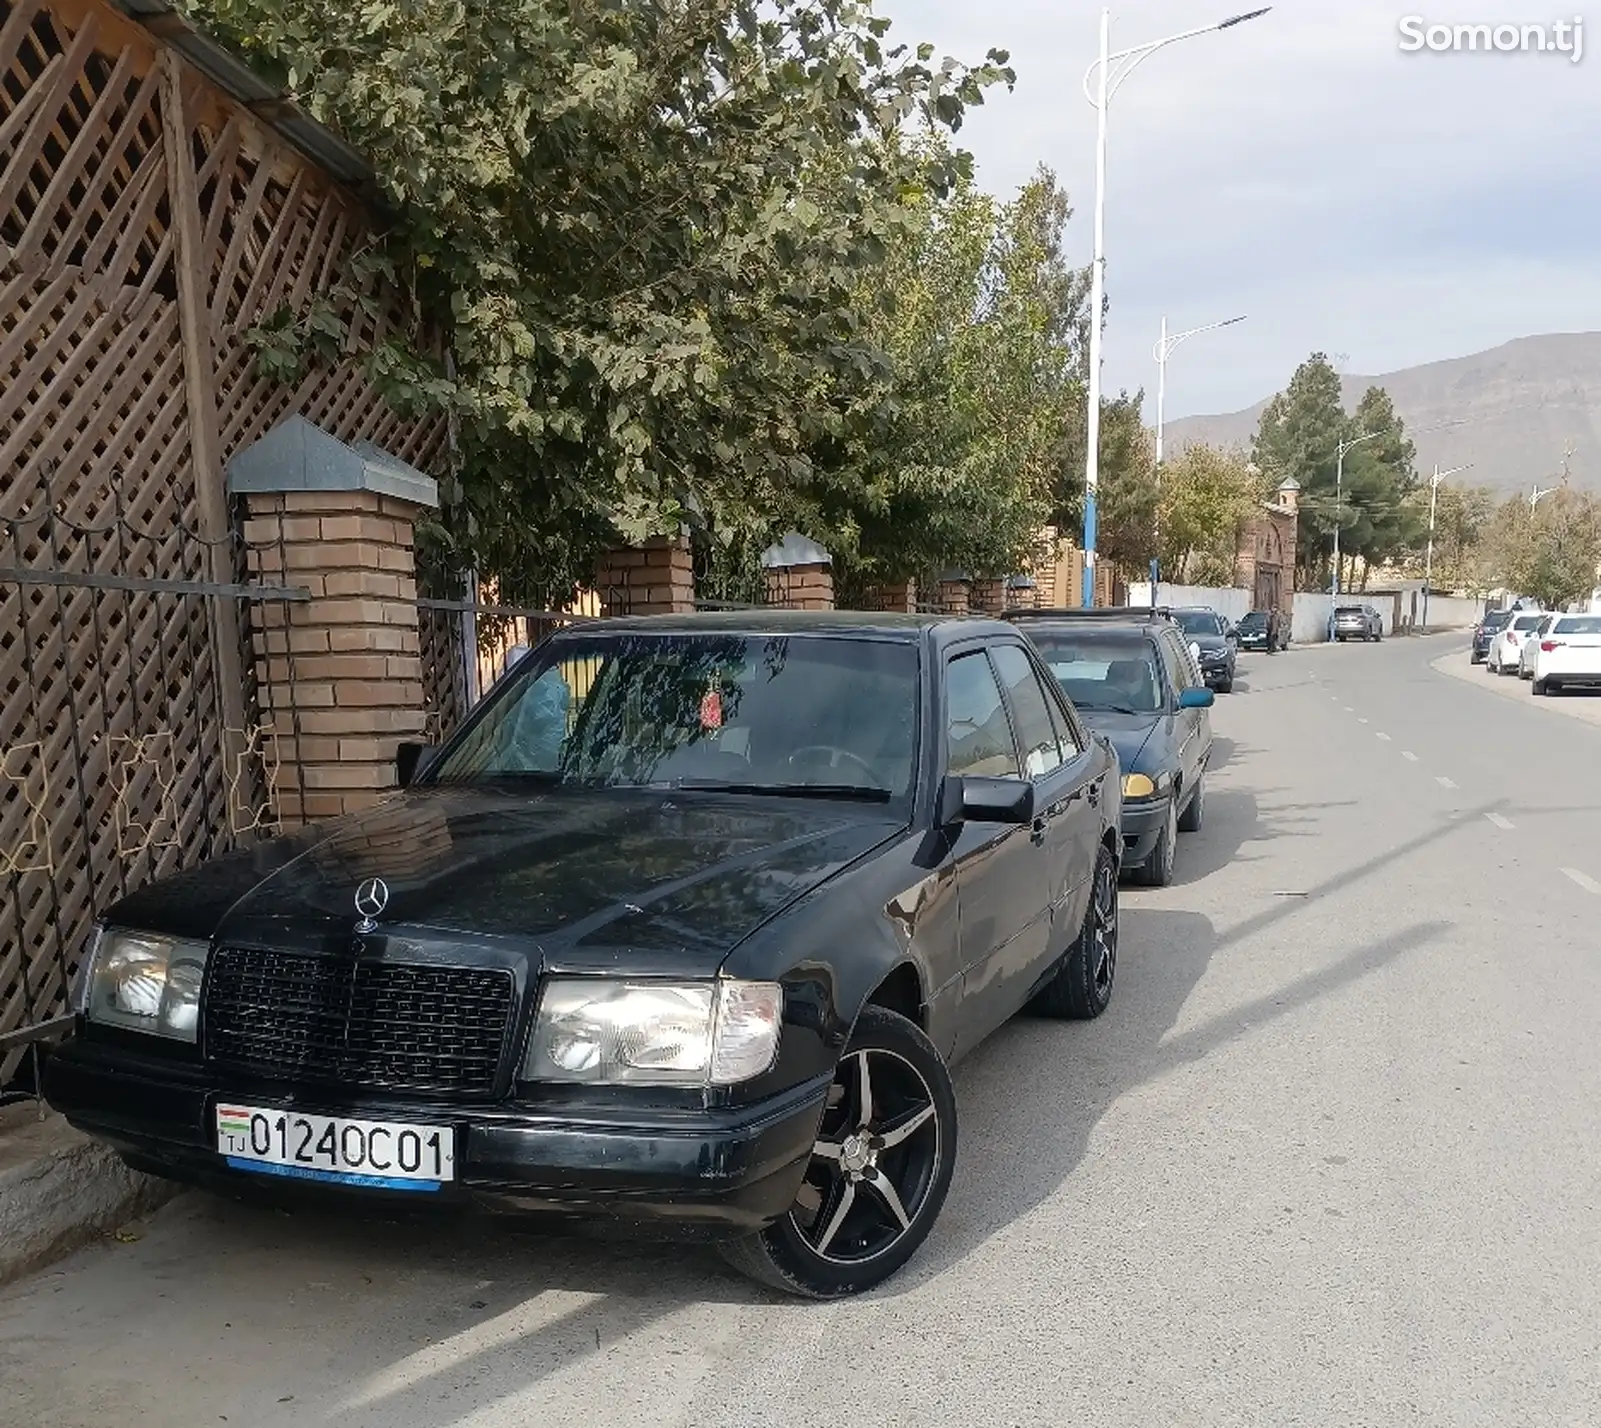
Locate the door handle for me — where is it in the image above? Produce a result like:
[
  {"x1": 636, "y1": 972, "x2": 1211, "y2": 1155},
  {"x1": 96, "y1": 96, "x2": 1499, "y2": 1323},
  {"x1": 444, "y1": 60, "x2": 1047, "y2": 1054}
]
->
[
  {"x1": 1088, "y1": 778, "x2": 1102, "y2": 807},
  {"x1": 1030, "y1": 816, "x2": 1048, "y2": 845}
]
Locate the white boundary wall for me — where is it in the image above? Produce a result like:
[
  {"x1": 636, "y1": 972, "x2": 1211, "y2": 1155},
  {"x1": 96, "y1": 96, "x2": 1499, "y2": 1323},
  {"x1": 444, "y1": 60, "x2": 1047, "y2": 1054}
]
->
[{"x1": 1129, "y1": 583, "x2": 1485, "y2": 642}]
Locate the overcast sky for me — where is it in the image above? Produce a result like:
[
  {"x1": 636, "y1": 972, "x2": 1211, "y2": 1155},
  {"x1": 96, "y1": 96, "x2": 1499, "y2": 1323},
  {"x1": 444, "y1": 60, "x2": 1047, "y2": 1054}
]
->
[{"x1": 883, "y1": 0, "x2": 1601, "y2": 421}]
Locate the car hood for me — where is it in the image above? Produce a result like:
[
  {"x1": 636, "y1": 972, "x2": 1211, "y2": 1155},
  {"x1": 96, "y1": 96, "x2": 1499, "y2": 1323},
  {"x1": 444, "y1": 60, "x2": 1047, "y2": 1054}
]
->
[
  {"x1": 1190, "y1": 633, "x2": 1230, "y2": 654},
  {"x1": 104, "y1": 786, "x2": 904, "y2": 974},
  {"x1": 1073, "y1": 710, "x2": 1161, "y2": 772}
]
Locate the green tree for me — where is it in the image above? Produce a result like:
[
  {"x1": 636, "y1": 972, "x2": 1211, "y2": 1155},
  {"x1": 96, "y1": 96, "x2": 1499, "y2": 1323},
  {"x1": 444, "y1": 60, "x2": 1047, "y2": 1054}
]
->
[
  {"x1": 1495, "y1": 488, "x2": 1601, "y2": 608},
  {"x1": 1155, "y1": 443, "x2": 1266, "y2": 585},
  {"x1": 1254, "y1": 356, "x2": 1420, "y2": 589},
  {"x1": 1429, "y1": 482, "x2": 1497, "y2": 591},
  {"x1": 184, "y1": 0, "x2": 1014, "y2": 599},
  {"x1": 822, "y1": 160, "x2": 1084, "y2": 593},
  {"x1": 1252, "y1": 354, "x2": 1346, "y2": 588}
]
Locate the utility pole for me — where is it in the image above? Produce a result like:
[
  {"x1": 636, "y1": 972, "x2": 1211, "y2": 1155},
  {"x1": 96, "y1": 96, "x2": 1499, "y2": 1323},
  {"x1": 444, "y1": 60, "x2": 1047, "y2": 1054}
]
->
[{"x1": 1422, "y1": 462, "x2": 1471, "y2": 632}]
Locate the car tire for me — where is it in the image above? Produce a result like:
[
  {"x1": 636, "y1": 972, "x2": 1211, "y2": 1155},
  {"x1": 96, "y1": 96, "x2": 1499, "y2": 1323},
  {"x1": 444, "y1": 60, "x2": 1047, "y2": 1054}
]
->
[
  {"x1": 717, "y1": 1006, "x2": 956, "y2": 1299},
  {"x1": 1532, "y1": 675, "x2": 1548, "y2": 695},
  {"x1": 1177, "y1": 773, "x2": 1205, "y2": 833},
  {"x1": 1218, "y1": 673, "x2": 1234, "y2": 693},
  {"x1": 1031, "y1": 844, "x2": 1119, "y2": 1020},
  {"x1": 1134, "y1": 796, "x2": 1177, "y2": 887}
]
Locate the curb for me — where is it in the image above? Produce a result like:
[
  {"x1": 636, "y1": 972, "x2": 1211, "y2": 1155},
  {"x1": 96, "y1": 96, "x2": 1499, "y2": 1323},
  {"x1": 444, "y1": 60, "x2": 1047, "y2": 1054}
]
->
[{"x1": 0, "y1": 1106, "x2": 180, "y2": 1285}]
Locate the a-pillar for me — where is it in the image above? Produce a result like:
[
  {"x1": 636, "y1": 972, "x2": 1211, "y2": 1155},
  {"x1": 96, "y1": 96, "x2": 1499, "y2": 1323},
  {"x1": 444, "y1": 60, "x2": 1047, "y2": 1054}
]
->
[
  {"x1": 595, "y1": 534, "x2": 697, "y2": 616},
  {"x1": 761, "y1": 533, "x2": 834, "y2": 610},
  {"x1": 228, "y1": 416, "x2": 435, "y2": 827}
]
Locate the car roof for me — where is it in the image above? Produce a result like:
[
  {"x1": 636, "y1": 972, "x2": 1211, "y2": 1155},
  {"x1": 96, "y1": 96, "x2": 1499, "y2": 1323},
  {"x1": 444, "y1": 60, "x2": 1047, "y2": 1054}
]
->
[
  {"x1": 550, "y1": 608, "x2": 1024, "y2": 649},
  {"x1": 1003, "y1": 616, "x2": 1168, "y2": 642}
]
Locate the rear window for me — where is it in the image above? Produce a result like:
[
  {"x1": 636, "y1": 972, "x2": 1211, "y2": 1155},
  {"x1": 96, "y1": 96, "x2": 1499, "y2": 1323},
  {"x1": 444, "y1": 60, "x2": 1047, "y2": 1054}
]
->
[
  {"x1": 1482, "y1": 611, "x2": 1511, "y2": 631},
  {"x1": 1554, "y1": 616, "x2": 1601, "y2": 635},
  {"x1": 1510, "y1": 615, "x2": 1544, "y2": 632}
]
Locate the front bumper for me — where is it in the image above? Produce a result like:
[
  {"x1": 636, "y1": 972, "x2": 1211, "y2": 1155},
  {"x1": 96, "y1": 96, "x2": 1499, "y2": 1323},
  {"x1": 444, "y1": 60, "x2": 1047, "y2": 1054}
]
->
[
  {"x1": 1120, "y1": 795, "x2": 1170, "y2": 866},
  {"x1": 1199, "y1": 660, "x2": 1232, "y2": 687},
  {"x1": 45, "y1": 1037, "x2": 828, "y2": 1236}
]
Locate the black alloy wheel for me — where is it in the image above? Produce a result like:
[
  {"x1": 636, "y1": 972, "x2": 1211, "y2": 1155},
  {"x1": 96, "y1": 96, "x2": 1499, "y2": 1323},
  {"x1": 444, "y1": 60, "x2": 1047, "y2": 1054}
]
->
[
  {"x1": 719, "y1": 1006, "x2": 956, "y2": 1298},
  {"x1": 1032, "y1": 843, "x2": 1119, "y2": 1020}
]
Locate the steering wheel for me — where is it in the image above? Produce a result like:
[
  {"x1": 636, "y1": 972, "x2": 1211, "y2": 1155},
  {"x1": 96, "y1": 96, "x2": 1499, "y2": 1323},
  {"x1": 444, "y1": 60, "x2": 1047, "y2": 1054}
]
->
[{"x1": 787, "y1": 745, "x2": 878, "y2": 784}]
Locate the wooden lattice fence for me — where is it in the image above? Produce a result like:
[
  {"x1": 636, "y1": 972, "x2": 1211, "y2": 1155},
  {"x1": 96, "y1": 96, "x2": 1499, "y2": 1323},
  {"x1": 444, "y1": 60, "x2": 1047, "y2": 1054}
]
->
[{"x1": 0, "y1": 0, "x2": 443, "y2": 1081}]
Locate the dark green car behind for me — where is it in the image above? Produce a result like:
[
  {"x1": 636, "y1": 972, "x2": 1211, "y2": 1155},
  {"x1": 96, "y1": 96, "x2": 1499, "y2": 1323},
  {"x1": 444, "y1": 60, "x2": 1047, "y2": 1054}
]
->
[{"x1": 1006, "y1": 612, "x2": 1215, "y2": 887}]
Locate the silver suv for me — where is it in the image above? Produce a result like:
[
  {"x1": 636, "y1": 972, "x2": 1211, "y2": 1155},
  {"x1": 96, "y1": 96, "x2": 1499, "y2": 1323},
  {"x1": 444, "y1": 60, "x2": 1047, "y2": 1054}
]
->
[{"x1": 1332, "y1": 604, "x2": 1382, "y2": 642}]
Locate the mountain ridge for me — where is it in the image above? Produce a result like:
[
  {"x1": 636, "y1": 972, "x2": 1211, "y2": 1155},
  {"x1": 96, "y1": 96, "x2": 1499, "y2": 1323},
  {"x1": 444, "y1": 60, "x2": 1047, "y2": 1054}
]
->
[{"x1": 1164, "y1": 332, "x2": 1601, "y2": 498}]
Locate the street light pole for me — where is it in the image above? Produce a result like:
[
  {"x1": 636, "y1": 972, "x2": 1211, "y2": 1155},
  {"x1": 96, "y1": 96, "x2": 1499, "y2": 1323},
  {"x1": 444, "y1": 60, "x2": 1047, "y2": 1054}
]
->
[
  {"x1": 1531, "y1": 482, "x2": 1557, "y2": 513},
  {"x1": 1153, "y1": 313, "x2": 1246, "y2": 468},
  {"x1": 1422, "y1": 461, "x2": 1471, "y2": 632},
  {"x1": 1150, "y1": 313, "x2": 1246, "y2": 609},
  {"x1": 1330, "y1": 428, "x2": 1387, "y2": 597},
  {"x1": 1078, "y1": 5, "x2": 1271, "y2": 608}
]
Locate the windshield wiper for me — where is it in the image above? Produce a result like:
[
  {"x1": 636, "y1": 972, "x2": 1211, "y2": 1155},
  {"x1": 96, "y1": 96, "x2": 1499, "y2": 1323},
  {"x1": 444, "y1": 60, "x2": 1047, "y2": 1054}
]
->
[
  {"x1": 673, "y1": 779, "x2": 893, "y2": 802},
  {"x1": 1077, "y1": 702, "x2": 1148, "y2": 717}
]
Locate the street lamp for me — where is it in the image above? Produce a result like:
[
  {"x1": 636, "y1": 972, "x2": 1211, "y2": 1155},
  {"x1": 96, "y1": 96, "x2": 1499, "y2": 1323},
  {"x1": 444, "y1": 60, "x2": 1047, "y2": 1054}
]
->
[
  {"x1": 1422, "y1": 462, "x2": 1472, "y2": 632},
  {"x1": 1078, "y1": 5, "x2": 1271, "y2": 607},
  {"x1": 1530, "y1": 482, "x2": 1558, "y2": 512},
  {"x1": 1330, "y1": 428, "x2": 1387, "y2": 596},
  {"x1": 1153, "y1": 315, "x2": 1246, "y2": 468}
]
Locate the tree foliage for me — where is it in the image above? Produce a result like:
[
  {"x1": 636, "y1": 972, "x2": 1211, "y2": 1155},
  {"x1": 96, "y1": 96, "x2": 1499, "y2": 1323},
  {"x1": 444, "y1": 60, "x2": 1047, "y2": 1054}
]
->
[
  {"x1": 183, "y1": 0, "x2": 1014, "y2": 598},
  {"x1": 1252, "y1": 354, "x2": 1420, "y2": 590},
  {"x1": 820, "y1": 160, "x2": 1085, "y2": 592},
  {"x1": 1487, "y1": 487, "x2": 1601, "y2": 609},
  {"x1": 1154, "y1": 444, "x2": 1266, "y2": 586}
]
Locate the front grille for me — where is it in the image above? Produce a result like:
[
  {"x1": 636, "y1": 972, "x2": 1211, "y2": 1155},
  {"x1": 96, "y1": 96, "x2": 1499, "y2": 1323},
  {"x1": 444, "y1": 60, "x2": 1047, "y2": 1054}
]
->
[{"x1": 205, "y1": 948, "x2": 516, "y2": 1098}]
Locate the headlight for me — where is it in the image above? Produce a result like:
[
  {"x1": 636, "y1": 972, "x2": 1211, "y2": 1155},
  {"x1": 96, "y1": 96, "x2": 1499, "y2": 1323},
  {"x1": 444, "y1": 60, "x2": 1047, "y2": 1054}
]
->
[
  {"x1": 1122, "y1": 771, "x2": 1170, "y2": 799},
  {"x1": 81, "y1": 928, "x2": 211, "y2": 1042},
  {"x1": 523, "y1": 978, "x2": 783, "y2": 1086}
]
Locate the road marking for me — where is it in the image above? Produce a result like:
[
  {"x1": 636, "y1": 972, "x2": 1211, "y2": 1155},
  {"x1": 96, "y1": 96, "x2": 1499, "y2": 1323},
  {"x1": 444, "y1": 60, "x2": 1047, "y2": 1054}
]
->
[
  {"x1": 1343, "y1": 706, "x2": 1355, "y2": 712},
  {"x1": 1376, "y1": 733, "x2": 1392, "y2": 741},
  {"x1": 1401, "y1": 751, "x2": 1419, "y2": 762},
  {"x1": 1486, "y1": 813, "x2": 1515, "y2": 830},
  {"x1": 1561, "y1": 868, "x2": 1601, "y2": 895},
  {"x1": 1436, "y1": 776, "x2": 1457, "y2": 789},
  {"x1": 1357, "y1": 717, "x2": 1369, "y2": 724}
]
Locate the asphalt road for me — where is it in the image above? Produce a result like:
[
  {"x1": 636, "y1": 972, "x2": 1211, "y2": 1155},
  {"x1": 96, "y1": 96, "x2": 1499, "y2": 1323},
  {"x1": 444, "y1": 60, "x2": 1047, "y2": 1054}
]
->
[{"x1": 5, "y1": 633, "x2": 1601, "y2": 1428}]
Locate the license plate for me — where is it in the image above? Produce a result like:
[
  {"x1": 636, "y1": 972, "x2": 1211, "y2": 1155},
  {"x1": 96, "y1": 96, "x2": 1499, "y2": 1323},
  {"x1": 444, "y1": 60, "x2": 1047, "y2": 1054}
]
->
[{"x1": 215, "y1": 1104, "x2": 454, "y2": 1191}]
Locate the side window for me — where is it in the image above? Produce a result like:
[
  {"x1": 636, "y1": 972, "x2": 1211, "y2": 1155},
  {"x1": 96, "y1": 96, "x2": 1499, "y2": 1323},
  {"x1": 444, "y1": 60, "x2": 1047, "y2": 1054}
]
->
[
  {"x1": 1042, "y1": 673, "x2": 1084, "y2": 758},
  {"x1": 1155, "y1": 634, "x2": 1187, "y2": 699},
  {"x1": 989, "y1": 644, "x2": 1065, "y2": 778},
  {"x1": 945, "y1": 651, "x2": 1021, "y2": 779}
]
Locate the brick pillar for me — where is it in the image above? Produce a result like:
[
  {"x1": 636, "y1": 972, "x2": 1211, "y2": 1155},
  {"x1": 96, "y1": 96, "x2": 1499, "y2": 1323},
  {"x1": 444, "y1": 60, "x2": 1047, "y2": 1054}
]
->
[
  {"x1": 865, "y1": 580, "x2": 917, "y2": 612},
  {"x1": 1235, "y1": 516, "x2": 1259, "y2": 593},
  {"x1": 595, "y1": 534, "x2": 696, "y2": 616},
  {"x1": 970, "y1": 578, "x2": 1007, "y2": 615},
  {"x1": 764, "y1": 561, "x2": 835, "y2": 610},
  {"x1": 229, "y1": 418, "x2": 438, "y2": 827},
  {"x1": 1005, "y1": 578, "x2": 1039, "y2": 610},
  {"x1": 938, "y1": 578, "x2": 970, "y2": 615}
]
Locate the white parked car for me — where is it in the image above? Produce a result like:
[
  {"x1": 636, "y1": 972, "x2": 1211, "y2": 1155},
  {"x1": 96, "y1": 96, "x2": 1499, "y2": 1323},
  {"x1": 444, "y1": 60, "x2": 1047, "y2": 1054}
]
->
[
  {"x1": 1489, "y1": 611, "x2": 1546, "y2": 674},
  {"x1": 1517, "y1": 614, "x2": 1556, "y2": 679},
  {"x1": 1529, "y1": 613, "x2": 1601, "y2": 695}
]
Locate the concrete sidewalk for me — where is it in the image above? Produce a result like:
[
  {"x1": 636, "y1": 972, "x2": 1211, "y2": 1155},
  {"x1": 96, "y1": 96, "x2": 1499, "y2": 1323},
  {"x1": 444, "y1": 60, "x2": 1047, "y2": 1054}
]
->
[{"x1": 0, "y1": 1102, "x2": 177, "y2": 1284}]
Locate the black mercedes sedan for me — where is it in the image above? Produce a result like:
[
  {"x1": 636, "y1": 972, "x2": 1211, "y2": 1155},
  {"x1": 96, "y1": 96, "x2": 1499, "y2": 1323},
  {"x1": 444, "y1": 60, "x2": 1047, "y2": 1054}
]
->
[
  {"x1": 1007, "y1": 610, "x2": 1214, "y2": 887},
  {"x1": 47, "y1": 612, "x2": 1123, "y2": 1298}
]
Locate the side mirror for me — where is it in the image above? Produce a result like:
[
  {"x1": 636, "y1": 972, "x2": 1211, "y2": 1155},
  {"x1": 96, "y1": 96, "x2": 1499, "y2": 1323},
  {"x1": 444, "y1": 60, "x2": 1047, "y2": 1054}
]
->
[
  {"x1": 1178, "y1": 688, "x2": 1214, "y2": 709},
  {"x1": 938, "y1": 774, "x2": 1035, "y2": 827},
  {"x1": 396, "y1": 741, "x2": 437, "y2": 787}
]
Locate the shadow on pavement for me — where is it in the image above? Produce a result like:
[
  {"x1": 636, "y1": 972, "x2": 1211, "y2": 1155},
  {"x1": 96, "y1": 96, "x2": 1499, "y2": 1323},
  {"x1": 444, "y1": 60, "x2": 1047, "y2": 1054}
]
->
[{"x1": 0, "y1": 795, "x2": 1491, "y2": 1428}]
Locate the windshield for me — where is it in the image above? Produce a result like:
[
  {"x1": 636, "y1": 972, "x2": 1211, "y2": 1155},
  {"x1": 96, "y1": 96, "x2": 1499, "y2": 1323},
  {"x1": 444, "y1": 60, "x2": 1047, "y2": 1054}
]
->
[
  {"x1": 430, "y1": 632, "x2": 919, "y2": 798},
  {"x1": 1239, "y1": 612, "x2": 1268, "y2": 629},
  {"x1": 1024, "y1": 633, "x2": 1165, "y2": 714},
  {"x1": 1172, "y1": 610, "x2": 1224, "y2": 637}
]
